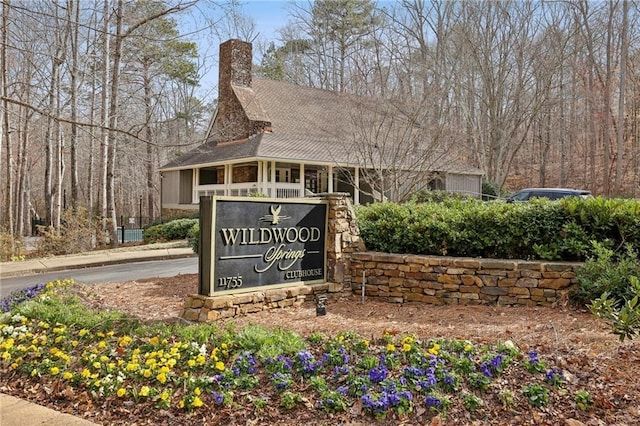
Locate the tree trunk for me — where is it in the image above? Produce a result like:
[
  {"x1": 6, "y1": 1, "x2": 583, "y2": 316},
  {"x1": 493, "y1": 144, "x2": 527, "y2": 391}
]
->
[
  {"x1": 69, "y1": 0, "x2": 80, "y2": 210},
  {"x1": 1, "y1": 0, "x2": 13, "y2": 239},
  {"x1": 143, "y1": 63, "x2": 154, "y2": 222},
  {"x1": 614, "y1": 0, "x2": 628, "y2": 195},
  {"x1": 106, "y1": 0, "x2": 124, "y2": 247},
  {"x1": 98, "y1": 0, "x2": 110, "y2": 238}
]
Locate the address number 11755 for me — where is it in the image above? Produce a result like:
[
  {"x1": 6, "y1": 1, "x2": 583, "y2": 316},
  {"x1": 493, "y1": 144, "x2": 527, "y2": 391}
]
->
[{"x1": 217, "y1": 275, "x2": 243, "y2": 289}]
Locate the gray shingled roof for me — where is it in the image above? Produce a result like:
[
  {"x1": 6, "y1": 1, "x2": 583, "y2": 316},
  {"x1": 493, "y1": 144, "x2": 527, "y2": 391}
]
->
[
  {"x1": 161, "y1": 78, "x2": 356, "y2": 170},
  {"x1": 161, "y1": 78, "x2": 482, "y2": 175}
]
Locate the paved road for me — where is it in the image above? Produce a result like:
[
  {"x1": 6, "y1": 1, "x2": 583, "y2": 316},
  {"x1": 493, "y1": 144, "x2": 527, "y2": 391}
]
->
[{"x1": 1, "y1": 257, "x2": 198, "y2": 297}]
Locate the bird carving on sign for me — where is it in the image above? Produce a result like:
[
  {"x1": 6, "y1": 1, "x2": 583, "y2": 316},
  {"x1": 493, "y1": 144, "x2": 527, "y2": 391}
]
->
[
  {"x1": 271, "y1": 205, "x2": 282, "y2": 224},
  {"x1": 260, "y1": 205, "x2": 290, "y2": 225}
]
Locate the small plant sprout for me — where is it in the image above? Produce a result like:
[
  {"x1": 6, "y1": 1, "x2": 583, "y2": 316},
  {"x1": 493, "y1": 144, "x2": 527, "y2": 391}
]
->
[
  {"x1": 499, "y1": 389, "x2": 515, "y2": 409},
  {"x1": 575, "y1": 390, "x2": 593, "y2": 411},
  {"x1": 462, "y1": 392, "x2": 484, "y2": 412},
  {"x1": 522, "y1": 383, "x2": 550, "y2": 407}
]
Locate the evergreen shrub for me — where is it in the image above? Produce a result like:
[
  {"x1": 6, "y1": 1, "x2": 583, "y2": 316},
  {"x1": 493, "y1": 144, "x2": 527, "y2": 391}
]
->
[
  {"x1": 355, "y1": 196, "x2": 640, "y2": 262},
  {"x1": 189, "y1": 223, "x2": 199, "y2": 254},
  {"x1": 143, "y1": 218, "x2": 198, "y2": 243},
  {"x1": 572, "y1": 242, "x2": 640, "y2": 306}
]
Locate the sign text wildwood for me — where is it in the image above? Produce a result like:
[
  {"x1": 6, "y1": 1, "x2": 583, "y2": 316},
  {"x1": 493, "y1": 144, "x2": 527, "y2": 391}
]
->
[{"x1": 199, "y1": 197, "x2": 327, "y2": 296}]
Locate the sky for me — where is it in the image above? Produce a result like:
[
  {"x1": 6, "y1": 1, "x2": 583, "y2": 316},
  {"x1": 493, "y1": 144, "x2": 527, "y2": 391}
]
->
[
  {"x1": 189, "y1": 0, "x2": 291, "y2": 96},
  {"x1": 241, "y1": 0, "x2": 290, "y2": 42}
]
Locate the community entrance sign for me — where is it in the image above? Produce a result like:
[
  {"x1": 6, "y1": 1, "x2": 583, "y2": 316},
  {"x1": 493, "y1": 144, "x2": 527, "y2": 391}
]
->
[{"x1": 199, "y1": 196, "x2": 327, "y2": 296}]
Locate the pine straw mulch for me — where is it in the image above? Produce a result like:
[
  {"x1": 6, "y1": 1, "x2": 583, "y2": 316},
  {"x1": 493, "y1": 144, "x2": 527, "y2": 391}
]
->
[{"x1": 2, "y1": 274, "x2": 639, "y2": 426}]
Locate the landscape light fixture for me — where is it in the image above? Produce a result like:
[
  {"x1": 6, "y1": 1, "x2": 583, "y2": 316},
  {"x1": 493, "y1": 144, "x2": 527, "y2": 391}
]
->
[{"x1": 316, "y1": 294, "x2": 327, "y2": 316}]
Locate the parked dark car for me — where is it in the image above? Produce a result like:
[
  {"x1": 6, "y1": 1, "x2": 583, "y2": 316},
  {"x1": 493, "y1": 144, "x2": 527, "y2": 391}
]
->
[{"x1": 505, "y1": 188, "x2": 592, "y2": 202}]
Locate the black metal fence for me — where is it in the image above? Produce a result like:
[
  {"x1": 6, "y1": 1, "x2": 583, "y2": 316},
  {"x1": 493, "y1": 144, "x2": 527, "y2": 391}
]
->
[
  {"x1": 117, "y1": 215, "x2": 152, "y2": 244},
  {"x1": 116, "y1": 227, "x2": 144, "y2": 244},
  {"x1": 30, "y1": 215, "x2": 156, "y2": 244}
]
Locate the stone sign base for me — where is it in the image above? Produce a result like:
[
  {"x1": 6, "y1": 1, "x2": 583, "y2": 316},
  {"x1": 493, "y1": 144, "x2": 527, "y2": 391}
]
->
[{"x1": 181, "y1": 282, "x2": 347, "y2": 323}]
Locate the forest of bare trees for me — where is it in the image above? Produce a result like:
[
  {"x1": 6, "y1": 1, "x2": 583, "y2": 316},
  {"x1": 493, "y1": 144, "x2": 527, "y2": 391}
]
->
[
  {"x1": 260, "y1": 0, "x2": 640, "y2": 196},
  {"x1": 1, "y1": 0, "x2": 639, "y2": 247}
]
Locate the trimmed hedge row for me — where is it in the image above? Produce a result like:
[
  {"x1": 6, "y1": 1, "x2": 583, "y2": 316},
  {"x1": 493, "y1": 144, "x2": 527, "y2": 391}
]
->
[
  {"x1": 356, "y1": 197, "x2": 640, "y2": 261},
  {"x1": 143, "y1": 218, "x2": 198, "y2": 243}
]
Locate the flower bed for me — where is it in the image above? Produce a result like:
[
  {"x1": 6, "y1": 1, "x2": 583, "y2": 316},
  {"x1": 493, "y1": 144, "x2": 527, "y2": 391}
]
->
[{"x1": 2, "y1": 279, "x2": 630, "y2": 425}]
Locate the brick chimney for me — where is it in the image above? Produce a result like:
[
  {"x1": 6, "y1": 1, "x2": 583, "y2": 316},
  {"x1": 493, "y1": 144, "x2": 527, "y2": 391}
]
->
[
  {"x1": 214, "y1": 39, "x2": 271, "y2": 142},
  {"x1": 218, "y1": 39, "x2": 252, "y2": 98},
  {"x1": 213, "y1": 39, "x2": 254, "y2": 142}
]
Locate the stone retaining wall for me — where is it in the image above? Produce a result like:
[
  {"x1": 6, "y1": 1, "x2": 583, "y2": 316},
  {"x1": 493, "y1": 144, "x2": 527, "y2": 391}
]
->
[
  {"x1": 181, "y1": 193, "x2": 361, "y2": 322},
  {"x1": 350, "y1": 252, "x2": 581, "y2": 307},
  {"x1": 181, "y1": 192, "x2": 583, "y2": 322},
  {"x1": 182, "y1": 282, "x2": 347, "y2": 322}
]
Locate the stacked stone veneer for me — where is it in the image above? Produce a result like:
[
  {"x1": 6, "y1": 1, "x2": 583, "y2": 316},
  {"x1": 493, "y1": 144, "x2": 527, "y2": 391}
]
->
[
  {"x1": 182, "y1": 283, "x2": 346, "y2": 322},
  {"x1": 181, "y1": 193, "x2": 362, "y2": 322},
  {"x1": 182, "y1": 192, "x2": 583, "y2": 322},
  {"x1": 350, "y1": 252, "x2": 580, "y2": 306}
]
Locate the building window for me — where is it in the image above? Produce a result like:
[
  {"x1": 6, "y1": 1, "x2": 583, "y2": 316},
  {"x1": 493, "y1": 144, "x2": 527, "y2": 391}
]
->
[
  {"x1": 199, "y1": 167, "x2": 219, "y2": 185},
  {"x1": 428, "y1": 173, "x2": 445, "y2": 191},
  {"x1": 276, "y1": 168, "x2": 291, "y2": 183},
  {"x1": 233, "y1": 164, "x2": 258, "y2": 183},
  {"x1": 179, "y1": 170, "x2": 193, "y2": 204}
]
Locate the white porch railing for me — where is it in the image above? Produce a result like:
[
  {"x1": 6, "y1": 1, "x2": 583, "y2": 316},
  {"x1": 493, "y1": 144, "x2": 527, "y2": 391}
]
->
[
  {"x1": 266, "y1": 183, "x2": 303, "y2": 199},
  {"x1": 195, "y1": 182, "x2": 304, "y2": 201}
]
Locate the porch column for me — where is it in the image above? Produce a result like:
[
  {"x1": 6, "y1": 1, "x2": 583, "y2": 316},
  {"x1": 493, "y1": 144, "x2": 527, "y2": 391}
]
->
[
  {"x1": 192, "y1": 168, "x2": 199, "y2": 203},
  {"x1": 261, "y1": 161, "x2": 269, "y2": 195},
  {"x1": 299, "y1": 162, "x2": 305, "y2": 197},
  {"x1": 271, "y1": 160, "x2": 276, "y2": 198},
  {"x1": 354, "y1": 167, "x2": 360, "y2": 205},
  {"x1": 225, "y1": 164, "x2": 232, "y2": 196},
  {"x1": 328, "y1": 165, "x2": 334, "y2": 193}
]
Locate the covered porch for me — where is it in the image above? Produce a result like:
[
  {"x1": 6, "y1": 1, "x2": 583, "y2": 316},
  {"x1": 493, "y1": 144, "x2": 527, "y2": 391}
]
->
[{"x1": 161, "y1": 159, "x2": 376, "y2": 210}]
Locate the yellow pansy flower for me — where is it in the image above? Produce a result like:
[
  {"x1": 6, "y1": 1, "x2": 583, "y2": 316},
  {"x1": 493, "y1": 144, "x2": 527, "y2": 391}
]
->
[
  {"x1": 192, "y1": 396, "x2": 203, "y2": 408},
  {"x1": 139, "y1": 386, "x2": 150, "y2": 397},
  {"x1": 428, "y1": 342, "x2": 440, "y2": 356},
  {"x1": 118, "y1": 336, "x2": 132, "y2": 347}
]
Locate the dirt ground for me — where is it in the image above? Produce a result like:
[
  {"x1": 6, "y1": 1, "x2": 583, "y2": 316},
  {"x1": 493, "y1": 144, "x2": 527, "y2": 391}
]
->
[
  {"x1": 75, "y1": 273, "x2": 624, "y2": 354},
  {"x1": 67, "y1": 275, "x2": 640, "y2": 425}
]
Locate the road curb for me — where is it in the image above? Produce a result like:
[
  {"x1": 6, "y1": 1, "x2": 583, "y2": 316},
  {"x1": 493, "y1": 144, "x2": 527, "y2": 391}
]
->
[{"x1": 0, "y1": 250, "x2": 196, "y2": 280}]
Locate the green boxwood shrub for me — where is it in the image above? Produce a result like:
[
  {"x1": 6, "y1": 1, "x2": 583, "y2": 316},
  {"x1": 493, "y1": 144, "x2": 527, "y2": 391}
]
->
[
  {"x1": 572, "y1": 242, "x2": 640, "y2": 306},
  {"x1": 189, "y1": 223, "x2": 199, "y2": 254},
  {"x1": 143, "y1": 218, "x2": 198, "y2": 243},
  {"x1": 355, "y1": 196, "x2": 640, "y2": 262}
]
